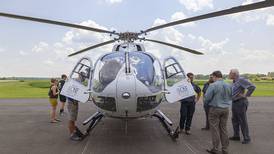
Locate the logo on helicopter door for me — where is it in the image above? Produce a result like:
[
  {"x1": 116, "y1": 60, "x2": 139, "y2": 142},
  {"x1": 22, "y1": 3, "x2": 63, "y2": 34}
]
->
[
  {"x1": 66, "y1": 85, "x2": 80, "y2": 97},
  {"x1": 176, "y1": 85, "x2": 188, "y2": 95}
]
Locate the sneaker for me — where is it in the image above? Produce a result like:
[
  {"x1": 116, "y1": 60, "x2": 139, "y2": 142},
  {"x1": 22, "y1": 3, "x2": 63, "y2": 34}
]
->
[
  {"x1": 50, "y1": 120, "x2": 58, "y2": 123},
  {"x1": 70, "y1": 132, "x2": 82, "y2": 141},
  {"x1": 54, "y1": 119, "x2": 61, "y2": 122},
  {"x1": 229, "y1": 136, "x2": 240, "y2": 141},
  {"x1": 242, "y1": 139, "x2": 251, "y2": 144},
  {"x1": 59, "y1": 109, "x2": 64, "y2": 116},
  {"x1": 185, "y1": 130, "x2": 191, "y2": 135},
  {"x1": 75, "y1": 127, "x2": 84, "y2": 137}
]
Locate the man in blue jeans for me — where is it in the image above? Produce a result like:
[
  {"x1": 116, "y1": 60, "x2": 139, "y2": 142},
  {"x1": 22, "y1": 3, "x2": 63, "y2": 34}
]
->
[
  {"x1": 179, "y1": 72, "x2": 201, "y2": 135},
  {"x1": 229, "y1": 69, "x2": 256, "y2": 144}
]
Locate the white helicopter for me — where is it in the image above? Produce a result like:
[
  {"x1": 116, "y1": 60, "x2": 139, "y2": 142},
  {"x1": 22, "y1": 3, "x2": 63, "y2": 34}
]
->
[{"x1": 1, "y1": 0, "x2": 273, "y2": 140}]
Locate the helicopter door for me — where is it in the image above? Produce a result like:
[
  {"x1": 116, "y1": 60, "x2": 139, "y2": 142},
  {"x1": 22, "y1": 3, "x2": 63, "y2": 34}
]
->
[
  {"x1": 60, "y1": 57, "x2": 93, "y2": 103},
  {"x1": 163, "y1": 57, "x2": 195, "y2": 103}
]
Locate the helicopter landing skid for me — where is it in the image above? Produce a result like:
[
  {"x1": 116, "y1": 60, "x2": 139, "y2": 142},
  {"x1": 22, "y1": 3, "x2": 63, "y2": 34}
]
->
[
  {"x1": 82, "y1": 112, "x2": 104, "y2": 135},
  {"x1": 152, "y1": 110, "x2": 180, "y2": 141}
]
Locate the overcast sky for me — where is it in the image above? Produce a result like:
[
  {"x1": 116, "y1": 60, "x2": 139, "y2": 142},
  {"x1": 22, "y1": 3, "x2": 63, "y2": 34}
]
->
[{"x1": 0, "y1": 0, "x2": 274, "y2": 77}]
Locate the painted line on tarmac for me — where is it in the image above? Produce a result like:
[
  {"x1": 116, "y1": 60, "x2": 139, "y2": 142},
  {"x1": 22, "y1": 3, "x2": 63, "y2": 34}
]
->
[
  {"x1": 81, "y1": 137, "x2": 90, "y2": 154},
  {"x1": 183, "y1": 141, "x2": 198, "y2": 154}
]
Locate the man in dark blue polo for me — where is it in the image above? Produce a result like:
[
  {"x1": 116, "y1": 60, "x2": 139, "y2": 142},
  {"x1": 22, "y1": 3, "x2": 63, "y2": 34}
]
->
[
  {"x1": 202, "y1": 74, "x2": 214, "y2": 130},
  {"x1": 179, "y1": 72, "x2": 201, "y2": 135},
  {"x1": 229, "y1": 69, "x2": 256, "y2": 144}
]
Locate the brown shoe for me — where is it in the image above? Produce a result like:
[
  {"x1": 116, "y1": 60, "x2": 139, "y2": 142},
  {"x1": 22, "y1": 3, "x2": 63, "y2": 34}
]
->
[
  {"x1": 229, "y1": 136, "x2": 240, "y2": 141},
  {"x1": 178, "y1": 129, "x2": 184, "y2": 134},
  {"x1": 201, "y1": 127, "x2": 210, "y2": 131},
  {"x1": 222, "y1": 150, "x2": 228, "y2": 154}
]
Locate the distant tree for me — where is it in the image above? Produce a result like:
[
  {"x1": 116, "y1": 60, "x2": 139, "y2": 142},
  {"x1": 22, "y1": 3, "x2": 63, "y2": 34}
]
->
[{"x1": 268, "y1": 72, "x2": 274, "y2": 77}]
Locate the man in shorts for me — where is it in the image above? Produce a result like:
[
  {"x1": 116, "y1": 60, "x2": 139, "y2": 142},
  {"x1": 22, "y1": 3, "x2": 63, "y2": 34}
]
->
[
  {"x1": 67, "y1": 72, "x2": 87, "y2": 141},
  {"x1": 58, "y1": 74, "x2": 67, "y2": 115},
  {"x1": 67, "y1": 98, "x2": 85, "y2": 141}
]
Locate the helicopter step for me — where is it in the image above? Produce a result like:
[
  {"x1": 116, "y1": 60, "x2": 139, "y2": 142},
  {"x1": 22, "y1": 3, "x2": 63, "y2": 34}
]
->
[
  {"x1": 83, "y1": 111, "x2": 104, "y2": 135},
  {"x1": 152, "y1": 110, "x2": 180, "y2": 141}
]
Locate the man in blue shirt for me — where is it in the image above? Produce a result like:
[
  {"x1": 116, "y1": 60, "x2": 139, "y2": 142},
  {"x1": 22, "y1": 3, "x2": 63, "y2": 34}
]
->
[
  {"x1": 229, "y1": 69, "x2": 256, "y2": 144},
  {"x1": 179, "y1": 72, "x2": 201, "y2": 135},
  {"x1": 204, "y1": 71, "x2": 232, "y2": 154}
]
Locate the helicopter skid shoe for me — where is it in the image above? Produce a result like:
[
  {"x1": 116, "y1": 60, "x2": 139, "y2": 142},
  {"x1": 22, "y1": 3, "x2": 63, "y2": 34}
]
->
[
  {"x1": 152, "y1": 110, "x2": 179, "y2": 141},
  {"x1": 83, "y1": 112, "x2": 104, "y2": 135}
]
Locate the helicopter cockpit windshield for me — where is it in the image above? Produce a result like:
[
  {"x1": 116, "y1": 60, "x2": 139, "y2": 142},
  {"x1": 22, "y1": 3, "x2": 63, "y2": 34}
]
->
[
  {"x1": 129, "y1": 51, "x2": 163, "y2": 93},
  {"x1": 93, "y1": 52, "x2": 125, "y2": 92},
  {"x1": 92, "y1": 51, "x2": 163, "y2": 93}
]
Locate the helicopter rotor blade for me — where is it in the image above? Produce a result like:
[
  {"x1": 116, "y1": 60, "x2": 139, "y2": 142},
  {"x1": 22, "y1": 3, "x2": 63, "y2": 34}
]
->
[
  {"x1": 0, "y1": 12, "x2": 117, "y2": 35},
  {"x1": 141, "y1": 0, "x2": 274, "y2": 34},
  {"x1": 144, "y1": 38, "x2": 203, "y2": 55},
  {"x1": 68, "y1": 40, "x2": 116, "y2": 57}
]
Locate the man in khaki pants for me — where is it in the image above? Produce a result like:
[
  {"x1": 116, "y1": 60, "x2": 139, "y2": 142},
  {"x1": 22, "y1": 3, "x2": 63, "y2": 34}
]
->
[{"x1": 204, "y1": 71, "x2": 232, "y2": 154}]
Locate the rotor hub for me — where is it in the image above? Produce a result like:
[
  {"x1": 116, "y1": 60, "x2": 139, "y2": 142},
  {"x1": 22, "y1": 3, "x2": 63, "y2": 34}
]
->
[{"x1": 119, "y1": 32, "x2": 139, "y2": 42}]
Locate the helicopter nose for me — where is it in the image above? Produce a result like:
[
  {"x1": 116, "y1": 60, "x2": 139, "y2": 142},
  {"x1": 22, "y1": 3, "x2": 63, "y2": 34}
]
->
[
  {"x1": 116, "y1": 73, "x2": 136, "y2": 116},
  {"x1": 122, "y1": 92, "x2": 130, "y2": 99}
]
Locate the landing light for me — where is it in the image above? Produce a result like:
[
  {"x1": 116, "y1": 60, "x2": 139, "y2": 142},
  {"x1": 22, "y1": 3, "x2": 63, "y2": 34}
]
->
[{"x1": 122, "y1": 92, "x2": 131, "y2": 99}]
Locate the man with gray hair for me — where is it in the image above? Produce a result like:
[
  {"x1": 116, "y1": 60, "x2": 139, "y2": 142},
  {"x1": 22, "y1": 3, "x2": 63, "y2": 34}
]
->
[{"x1": 229, "y1": 69, "x2": 256, "y2": 144}]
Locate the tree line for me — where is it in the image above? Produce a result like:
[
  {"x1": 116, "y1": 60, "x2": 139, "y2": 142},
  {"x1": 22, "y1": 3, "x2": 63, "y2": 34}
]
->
[{"x1": 195, "y1": 72, "x2": 274, "y2": 81}]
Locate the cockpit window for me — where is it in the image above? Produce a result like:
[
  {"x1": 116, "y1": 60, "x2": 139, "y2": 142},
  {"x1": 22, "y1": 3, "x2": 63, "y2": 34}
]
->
[
  {"x1": 129, "y1": 52, "x2": 154, "y2": 85},
  {"x1": 93, "y1": 52, "x2": 125, "y2": 92},
  {"x1": 129, "y1": 52, "x2": 163, "y2": 93}
]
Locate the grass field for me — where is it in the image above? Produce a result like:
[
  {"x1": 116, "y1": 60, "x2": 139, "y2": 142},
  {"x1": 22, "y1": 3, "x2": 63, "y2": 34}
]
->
[
  {"x1": 0, "y1": 79, "x2": 273, "y2": 98},
  {"x1": 0, "y1": 80, "x2": 49, "y2": 98}
]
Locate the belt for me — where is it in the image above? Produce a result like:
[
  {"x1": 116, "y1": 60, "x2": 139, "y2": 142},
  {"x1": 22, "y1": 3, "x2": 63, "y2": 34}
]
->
[
  {"x1": 209, "y1": 106, "x2": 229, "y2": 110},
  {"x1": 233, "y1": 97, "x2": 247, "y2": 102}
]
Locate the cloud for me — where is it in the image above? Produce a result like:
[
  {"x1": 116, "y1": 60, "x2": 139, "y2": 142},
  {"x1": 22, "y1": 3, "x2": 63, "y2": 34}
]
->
[
  {"x1": 31, "y1": 42, "x2": 49, "y2": 53},
  {"x1": 62, "y1": 20, "x2": 110, "y2": 45},
  {"x1": 242, "y1": 0, "x2": 255, "y2": 5},
  {"x1": 19, "y1": 50, "x2": 28, "y2": 56},
  {"x1": 30, "y1": 19, "x2": 114, "y2": 62},
  {"x1": 266, "y1": 14, "x2": 274, "y2": 26},
  {"x1": 229, "y1": 0, "x2": 274, "y2": 25},
  {"x1": 144, "y1": 17, "x2": 274, "y2": 74},
  {"x1": 152, "y1": 18, "x2": 167, "y2": 26},
  {"x1": 104, "y1": 0, "x2": 123, "y2": 4},
  {"x1": 0, "y1": 48, "x2": 4, "y2": 53},
  {"x1": 197, "y1": 36, "x2": 229, "y2": 54},
  {"x1": 43, "y1": 60, "x2": 54, "y2": 65},
  {"x1": 171, "y1": 12, "x2": 195, "y2": 26},
  {"x1": 178, "y1": 0, "x2": 214, "y2": 12},
  {"x1": 27, "y1": 19, "x2": 115, "y2": 77}
]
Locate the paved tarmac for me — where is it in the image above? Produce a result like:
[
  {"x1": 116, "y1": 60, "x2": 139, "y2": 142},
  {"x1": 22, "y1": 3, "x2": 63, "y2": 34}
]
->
[{"x1": 0, "y1": 97, "x2": 273, "y2": 154}]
